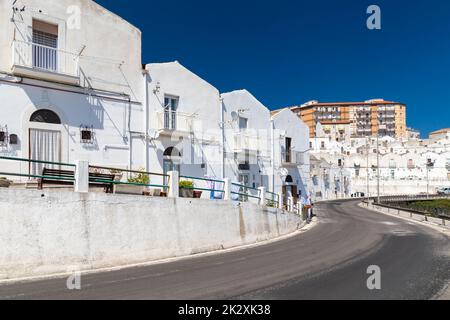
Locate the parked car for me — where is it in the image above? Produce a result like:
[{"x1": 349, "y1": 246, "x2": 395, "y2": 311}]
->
[{"x1": 437, "y1": 187, "x2": 450, "y2": 195}]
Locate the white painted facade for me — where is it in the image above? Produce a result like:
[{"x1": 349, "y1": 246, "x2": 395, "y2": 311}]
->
[
  {"x1": 0, "y1": 0, "x2": 145, "y2": 178},
  {"x1": 271, "y1": 108, "x2": 311, "y2": 203},
  {"x1": 144, "y1": 61, "x2": 223, "y2": 190},
  {"x1": 0, "y1": 0, "x2": 314, "y2": 200},
  {"x1": 221, "y1": 90, "x2": 272, "y2": 197}
]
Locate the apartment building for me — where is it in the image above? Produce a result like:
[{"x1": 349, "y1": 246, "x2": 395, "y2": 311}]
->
[{"x1": 290, "y1": 99, "x2": 407, "y2": 139}]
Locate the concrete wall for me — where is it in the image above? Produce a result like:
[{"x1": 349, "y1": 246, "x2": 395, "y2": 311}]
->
[{"x1": 0, "y1": 188, "x2": 303, "y2": 280}]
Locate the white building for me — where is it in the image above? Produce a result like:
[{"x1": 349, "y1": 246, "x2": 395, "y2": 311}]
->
[
  {"x1": 144, "y1": 61, "x2": 223, "y2": 189},
  {"x1": 311, "y1": 125, "x2": 450, "y2": 198},
  {"x1": 0, "y1": 0, "x2": 144, "y2": 177},
  {"x1": 221, "y1": 89, "x2": 272, "y2": 197},
  {"x1": 0, "y1": 0, "x2": 313, "y2": 200},
  {"x1": 271, "y1": 108, "x2": 311, "y2": 204}
]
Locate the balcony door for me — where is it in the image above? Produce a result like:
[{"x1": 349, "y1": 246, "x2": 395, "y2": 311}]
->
[
  {"x1": 32, "y1": 20, "x2": 58, "y2": 72},
  {"x1": 164, "y1": 96, "x2": 178, "y2": 130},
  {"x1": 28, "y1": 109, "x2": 62, "y2": 176}
]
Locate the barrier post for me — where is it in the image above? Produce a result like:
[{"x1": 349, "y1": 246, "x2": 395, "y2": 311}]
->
[
  {"x1": 258, "y1": 186, "x2": 266, "y2": 206},
  {"x1": 168, "y1": 171, "x2": 179, "y2": 198},
  {"x1": 223, "y1": 178, "x2": 231, "y2": 201},
  {"x1": 74, "y1": 160, "x2": 89, "y2": 193}
]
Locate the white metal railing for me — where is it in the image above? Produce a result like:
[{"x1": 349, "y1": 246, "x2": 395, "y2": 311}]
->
[
  {"x1": 233, "y1": 130, "x2": 260, "y2": 151},
  {"x1": 282, "y1": 150, "x2": 305, "y2": 165},
  {"x1": 12, "y1": 40, "x2": 79, "y2": 77},
  {"x1": 156, "y1": 111, "x2": 194, "y2": 133}
]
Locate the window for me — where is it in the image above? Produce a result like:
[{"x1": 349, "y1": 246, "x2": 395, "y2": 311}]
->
[
  {"x1": 355, "y1": 165, "x2": 361, "y2": 177},
  {"x1": 80, "y1": 125, "x2": 94, "y2": 144},
  {"x1": 32, "y1": 20, "x2": 58, "y2": 71},
  {"x1": 30, "y1": 109, "x2": 61, "y2": 124},
  {"x1": 285, "y1": 137, "x2": 292, "y2": 162},
  {"x1": 321, "y1": 141, "x2": 325, "y2": 149},
  {"x1": 164, "y1": 96, "x2": 178, "y2": 129},
  {"x1": 238, "y1": 117, "x2": 248, "y2": 130}
]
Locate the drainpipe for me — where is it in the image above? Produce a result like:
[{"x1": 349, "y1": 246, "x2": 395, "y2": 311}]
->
[
  {"x1": 271, "y1": 119, "x2": 275, "y2": 193},
  {"x1": 143, "y1": 69, "x2": 150, "y2": 173},
  {"x1": 220, "y1": 95, "x2": 225, "y2": 179}
]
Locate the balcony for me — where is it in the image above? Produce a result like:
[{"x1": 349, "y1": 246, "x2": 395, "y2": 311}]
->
[
  {"x1": 11, "y1": 40, "x2": 80, "y2": 84},
  {"x1": 281, "y1": 150, "x2": 305, "y2": 166},
  {"x1": 233, "y1": 130, "x2": 259, "y2": 153},
  {"x1": 156, "y1": 111, "x2": 194, "y2": 136}
]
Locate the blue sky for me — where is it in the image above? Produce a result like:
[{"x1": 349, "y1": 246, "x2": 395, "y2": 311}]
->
[{"x1": 95, "y1": 0, "x2": 450, "y2": 137}]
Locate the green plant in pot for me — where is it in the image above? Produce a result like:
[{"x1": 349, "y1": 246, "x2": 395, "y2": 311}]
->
[
  {"x1": 128, "y1": 169, "x2": 150, "y2": 185},
  {"x1": 179, "y1": 180, "x2": 194, "y2": 198}
]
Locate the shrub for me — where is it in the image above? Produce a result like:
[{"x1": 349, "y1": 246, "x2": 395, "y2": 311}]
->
[
  {"x1": 179, "y1": 180, "x2": 194, "y2": 189},
  {"x1": 127, "y1": 168, "x2": 150, "y2": 185}
]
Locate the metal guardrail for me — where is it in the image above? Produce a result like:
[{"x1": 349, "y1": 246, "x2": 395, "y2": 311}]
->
[
  {"x1": 179, "y1": 175, "x2": 225, "y2": 194},
  {"x1": 231, "y1": 182, "x2": 261, "y2": 201},
  {"x1": 365, "y1": 201, "x2": 450, "y2": 221},
  {"x1": 0, "y1": 156, "x2": 76, "y2": 182},
  {"x1": 89, "y1": 165, "x2": 169, "y2": 190}
]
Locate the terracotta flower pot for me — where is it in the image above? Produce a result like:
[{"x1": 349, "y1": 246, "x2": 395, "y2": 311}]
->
[
  {"x1": 179, "y1": 188, "x2": 194, "y2": 198},
  {"x1": 193, "y1": 191, "x2": 202, "y2": 199}
]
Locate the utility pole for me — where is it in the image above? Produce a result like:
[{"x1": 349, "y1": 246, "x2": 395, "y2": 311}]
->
[
  {"x1": 426, "y1": 160, "x2": 435, "y2": 199},
  {"x1": 366, "y1": 136, "x2": 370, "y2": 203},
  {"x1": 376, "y1": 133, "x2": 380, "y2": 203}
]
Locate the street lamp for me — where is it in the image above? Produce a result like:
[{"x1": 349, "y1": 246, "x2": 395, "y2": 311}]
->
[
  {"x1": 426, "y1": 159, "x2": 435, "y2": 199},
  {"x1": 376, "y1": 124, "x2": 387, "y2": 204}
]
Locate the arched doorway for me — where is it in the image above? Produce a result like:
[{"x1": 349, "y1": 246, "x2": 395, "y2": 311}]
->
[
  {"x1": 163, "y1": 147, "x2": 181, "y2": 183},
  {"x1": 282, "y1": 174, "x2": 298, "y2": 209},
  {"x1": 28, "y1": 109, "x2": 63, "y2": 175}
]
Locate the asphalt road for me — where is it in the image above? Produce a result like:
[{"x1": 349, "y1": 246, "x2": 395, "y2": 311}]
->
[{"x1": 1, "y1": 200, "x2": 449, "y2": 300}]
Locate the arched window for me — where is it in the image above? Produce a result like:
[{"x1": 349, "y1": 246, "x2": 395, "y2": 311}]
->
[
  {"x1": 30, "y1": 109, "x2": 61, "y2": 124},
  {"x1": 163, "y1": 147, "x2": 181, "y2": 158},
  {"x1": 285, "y1": 175, "x2": 293, "y2": 183}
]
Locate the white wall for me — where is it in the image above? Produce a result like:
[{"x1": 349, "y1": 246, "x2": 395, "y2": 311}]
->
[
  {"x1": 1, "y1": 0, "x2": 143, "y2": 100},
  {"x1": 145, "y1": 61, "x2": 223, "y2": 188},
  {"x1": 221, "y1": 89, "x2": 272, "y2": 191},
  {"x1": 0, "y1": 188, "x2": 303, "y2": 280},
  {"x1": 0, "y1": 81, "x2": 144, "y2": 176},
  {"x1": 272, "y1": 109, "x2": 311, "y2": 197}
]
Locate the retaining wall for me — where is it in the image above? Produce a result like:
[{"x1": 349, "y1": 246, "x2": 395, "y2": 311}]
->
[{"x1": 0, "y1": 189, "x2": 303, "y2": 280}]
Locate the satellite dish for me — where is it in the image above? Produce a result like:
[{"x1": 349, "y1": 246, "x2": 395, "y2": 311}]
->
[
  {"x1": 231, "y1": 111, "x2": 239, "y2": 122},
  {"x1": 148, "y1": 129, "x2": 160, "y2": 140}
]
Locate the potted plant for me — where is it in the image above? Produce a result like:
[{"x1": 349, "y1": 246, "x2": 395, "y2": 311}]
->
[
  {"x1": 0, "y1": 177, "x2": 11, "y2": 188},
  {"x1": 109, "y1": 168, "x2": 123, "y2": 181},
  {"x1": 179, "y1": 180, "x2": 194, "y2": 198},
  {"x1": 193, "y1": 190, "x2": 203, "y2": 199},
  {"x1": 115, "y1": 168, "x2": 149, "y2": 195}
]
